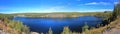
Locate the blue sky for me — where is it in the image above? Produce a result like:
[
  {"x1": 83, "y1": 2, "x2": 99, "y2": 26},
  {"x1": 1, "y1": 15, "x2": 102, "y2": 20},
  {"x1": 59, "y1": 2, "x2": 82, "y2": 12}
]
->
[{"x1": 0, "y1": 0, "x2": 119, "y2": 13}]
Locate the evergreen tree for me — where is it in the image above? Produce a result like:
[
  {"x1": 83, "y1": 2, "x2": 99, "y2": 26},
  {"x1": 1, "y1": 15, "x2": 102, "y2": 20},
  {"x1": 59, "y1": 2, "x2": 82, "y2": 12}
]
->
[
  {"x1": 7, "y1": 20, "x2": 30, "y2": 34},
  {"x1": 112, "y1": 2, "x2": 120, "y2": 20},
  {"x1": 48, "y1": 27, "x2": 53, "y2": 34},
  {"x1": 82, "y1": 23, "x2": 89, "y2": 32},
  {"x1": 61, "y1": 26, "x2": 72, "y2": 34}
]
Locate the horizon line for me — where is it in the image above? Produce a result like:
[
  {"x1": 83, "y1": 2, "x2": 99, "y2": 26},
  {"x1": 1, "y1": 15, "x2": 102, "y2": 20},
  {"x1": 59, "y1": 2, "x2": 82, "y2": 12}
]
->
[{"x1": 0, "y1": 11, "x2": 112, "y2": 14}]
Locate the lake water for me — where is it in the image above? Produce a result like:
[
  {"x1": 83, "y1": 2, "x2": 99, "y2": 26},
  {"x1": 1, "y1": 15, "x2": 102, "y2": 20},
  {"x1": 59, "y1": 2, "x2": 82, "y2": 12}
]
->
[{"x1": 13, "y1": 16, "x2": 102, "y2": 34}]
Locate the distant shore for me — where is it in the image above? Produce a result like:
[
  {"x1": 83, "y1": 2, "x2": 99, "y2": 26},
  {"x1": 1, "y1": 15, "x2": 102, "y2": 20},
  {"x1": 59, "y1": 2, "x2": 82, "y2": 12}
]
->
[{"x1": 12, "y1": 12, "x2": 111, "y2": 18}]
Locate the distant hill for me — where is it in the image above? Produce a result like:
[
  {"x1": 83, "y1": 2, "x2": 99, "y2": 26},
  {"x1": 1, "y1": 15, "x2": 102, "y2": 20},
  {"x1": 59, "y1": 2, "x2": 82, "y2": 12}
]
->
[{"x1": 6, "y1": 11, "x2": 112, "y2": 18}]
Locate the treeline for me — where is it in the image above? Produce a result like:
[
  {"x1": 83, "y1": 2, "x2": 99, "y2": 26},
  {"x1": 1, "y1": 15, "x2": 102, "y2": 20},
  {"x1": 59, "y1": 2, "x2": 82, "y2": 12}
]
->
[
  {"x1": 12, "y1": 12, "x2": 112, "y2": 18},
  {"x1": 0, "y1": 14, "x2": 30, "y2": 34},
  {"x1": 94, "y1": 11, "x2": 112, "y2": 18},
  {"x1": 0, "y1": 14, "x2": 14, "y2": 19}
]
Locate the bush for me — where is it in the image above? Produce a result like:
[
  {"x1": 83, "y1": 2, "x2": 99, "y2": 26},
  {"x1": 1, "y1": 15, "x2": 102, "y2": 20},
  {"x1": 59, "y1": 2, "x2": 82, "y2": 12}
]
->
[{"x1": 7, "y1": 20, "x2": 30, "y2": 34}]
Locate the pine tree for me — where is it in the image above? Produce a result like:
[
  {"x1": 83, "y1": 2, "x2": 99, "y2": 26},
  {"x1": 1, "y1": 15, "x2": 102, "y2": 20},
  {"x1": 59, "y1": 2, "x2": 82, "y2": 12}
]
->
[
  {"x1": 82, "y1": 23, "x2": 89, "y2": 32},
  {"x1": 112, "y1": 2, "x2": 120, "y2": 20},
  {"x1": 61, "y1": 26, "x2": 72, "y2": 34},
  {"x1": 48, "y1": 27, "x2": 53, "y2": 34}
]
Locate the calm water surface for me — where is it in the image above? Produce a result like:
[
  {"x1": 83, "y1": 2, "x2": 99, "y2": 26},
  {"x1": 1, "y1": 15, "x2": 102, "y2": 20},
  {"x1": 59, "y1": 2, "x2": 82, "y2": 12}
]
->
[{"x1": 13, "y1": 16, "x2": 102, "y2": 34}]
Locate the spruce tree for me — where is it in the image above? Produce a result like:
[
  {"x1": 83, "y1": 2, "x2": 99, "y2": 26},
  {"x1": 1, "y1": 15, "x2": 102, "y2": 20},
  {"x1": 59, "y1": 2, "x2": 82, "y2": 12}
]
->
[
  {"x1": 48, "y1": 27, "x2": 53, "y2": 34},
  {"x1": 82, "y1": 23, "x2": 89, "y2": 32},
  {"x1": 112, "y1": 2, "x2": 120, "y2": 20},
  {"x1": 61, "y1": 26, "x2": 72, "y2": 34}
]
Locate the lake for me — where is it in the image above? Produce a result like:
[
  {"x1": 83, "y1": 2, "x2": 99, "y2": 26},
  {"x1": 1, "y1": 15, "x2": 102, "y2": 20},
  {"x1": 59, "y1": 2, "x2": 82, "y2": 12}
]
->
[{"x1": 13, "y1": 16, "x2": 102, "y2": 34}]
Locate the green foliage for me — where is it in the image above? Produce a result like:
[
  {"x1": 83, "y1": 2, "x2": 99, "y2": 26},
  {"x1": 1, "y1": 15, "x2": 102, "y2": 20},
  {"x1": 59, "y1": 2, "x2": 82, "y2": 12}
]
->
[
  {"x1": 97, "y1": 24, "x2": 101, "y2": 28},
  {"x1": 0, "y1": 14, "x2": 14, "y2": 19},
  {"x1": 61, "y1": 26, "x2": 72, "y2": 34},
  {"x1": 7, "y1": 20, "x2": 30, "y2": 34},
  {"x1": 22, "y1": 25, "x2": 30, "y2": 34},
  {"x1": 82, "y1": 3, "x2": 120, "y2": 34},
  {"x1": 48, "y1": 27, "x2": 53, "y2": 34},
  {"x1": 95, "y1": 11, "x2": 112, "y2": 17},
  {"x1": 82, "y1": 18, "x2": 120, "y2": 34},
  {"x1": 0, "y1": 14, "x2": 30, "y2": 34},
  {"x1": 82, "y1": 23, "x2": 89, "y2": 32},
  {"x1": 112, "y1": 3, "x2": 120, "y2": 20},
  {"x1": 7, "y1": 12, "x2": 112, "y2": 18}
]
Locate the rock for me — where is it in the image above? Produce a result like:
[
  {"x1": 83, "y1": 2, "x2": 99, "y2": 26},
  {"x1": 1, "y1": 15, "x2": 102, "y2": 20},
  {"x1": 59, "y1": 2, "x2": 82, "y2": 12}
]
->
[
  {"x1": 31, "y1": 32, "x2": 39, "y2": 34},
  {"x1": 0, "y1": 30, "x2": 10, "y2": 34}
]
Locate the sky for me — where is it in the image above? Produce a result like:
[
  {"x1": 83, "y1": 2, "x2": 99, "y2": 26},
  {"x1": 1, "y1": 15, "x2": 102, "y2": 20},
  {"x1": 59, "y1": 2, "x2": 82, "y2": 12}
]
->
[{"x1": 0, "y1": 0, "x2": 119, "y2": 13}]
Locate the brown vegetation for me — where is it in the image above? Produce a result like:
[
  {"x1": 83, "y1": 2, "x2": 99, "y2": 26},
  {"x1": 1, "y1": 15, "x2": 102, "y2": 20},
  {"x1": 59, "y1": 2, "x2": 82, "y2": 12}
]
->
[{"x1": 0, "y1": 20, "x2": 19, "y2": 34}]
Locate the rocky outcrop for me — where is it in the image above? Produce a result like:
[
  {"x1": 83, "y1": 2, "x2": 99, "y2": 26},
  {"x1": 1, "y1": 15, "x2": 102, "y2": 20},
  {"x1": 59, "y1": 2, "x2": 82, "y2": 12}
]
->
[
  {"x1": 101, "y1": 18, "x2": 120, "y2": 34},
  {"x1": 0, "y1": 30, "x2": 10, "y2": 34},
  {"x1": 30, "y1": 32, "x2": 39, "y2": 34}
]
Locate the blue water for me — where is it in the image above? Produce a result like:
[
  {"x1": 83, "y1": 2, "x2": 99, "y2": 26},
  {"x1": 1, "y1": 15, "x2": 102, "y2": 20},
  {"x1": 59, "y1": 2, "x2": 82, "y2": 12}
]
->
[{"x1": 13, "y1": 16, "x2": 102, "y2": 34}]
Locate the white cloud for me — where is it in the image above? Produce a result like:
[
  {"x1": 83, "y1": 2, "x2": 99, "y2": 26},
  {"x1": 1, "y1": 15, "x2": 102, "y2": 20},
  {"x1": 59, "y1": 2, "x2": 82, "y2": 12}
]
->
[
  {"x1": 0, "y1": 9, "x2": 113, "y2": 14},
  {"x1": 114, "y1": 2, "x2": 119, "y2": 4},
  {"x1": 84, "y1": 2, "x2": 111, "y2": 5},
  {"x1": 99, "y1": 2, "x2": 111, "y2": 5},
  {"x1": 0, "y1": 6, "x2": 66, "y2": 14},
  {"x1": 27, "y1": 6, "x2": 66, "y2": 13},
  {"x1": 76, "y1": 9, "x2": 113, "y2": 12}
]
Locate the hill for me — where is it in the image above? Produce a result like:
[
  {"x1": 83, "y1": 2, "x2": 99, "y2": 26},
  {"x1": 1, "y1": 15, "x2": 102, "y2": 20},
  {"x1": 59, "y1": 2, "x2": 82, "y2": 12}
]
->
[{"x1": 6, "y1": 12, "x2": 112, "y2": 18}]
